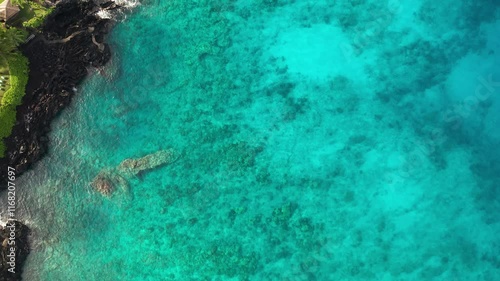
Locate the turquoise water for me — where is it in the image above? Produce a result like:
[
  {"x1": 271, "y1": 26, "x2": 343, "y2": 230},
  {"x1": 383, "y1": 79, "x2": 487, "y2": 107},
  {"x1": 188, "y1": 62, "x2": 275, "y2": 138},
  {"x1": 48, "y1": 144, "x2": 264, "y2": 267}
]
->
[{"x1": 4, "y1": 0, "x2": 500, "y2": 280}]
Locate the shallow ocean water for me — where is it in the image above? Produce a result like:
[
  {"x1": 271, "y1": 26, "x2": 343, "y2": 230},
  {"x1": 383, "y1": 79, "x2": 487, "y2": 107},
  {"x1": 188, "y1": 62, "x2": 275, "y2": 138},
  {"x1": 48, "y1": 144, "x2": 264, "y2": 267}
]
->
[{"x1": 2, "y1": 0, "x2": 500, "y2": 280}]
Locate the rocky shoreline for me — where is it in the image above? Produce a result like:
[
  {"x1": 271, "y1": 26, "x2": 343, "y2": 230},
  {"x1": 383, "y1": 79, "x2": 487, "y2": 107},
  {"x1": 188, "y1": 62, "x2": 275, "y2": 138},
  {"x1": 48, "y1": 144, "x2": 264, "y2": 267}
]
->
[
  {"x1": 0, "y1": 0, "x2": 122, "y2": 279},
  {"x1": 0, "y1": 221, "x2": 30, "y2": 281},
  {"x1": 0, "y1": 0, "x2": 120, "y2": 187}
]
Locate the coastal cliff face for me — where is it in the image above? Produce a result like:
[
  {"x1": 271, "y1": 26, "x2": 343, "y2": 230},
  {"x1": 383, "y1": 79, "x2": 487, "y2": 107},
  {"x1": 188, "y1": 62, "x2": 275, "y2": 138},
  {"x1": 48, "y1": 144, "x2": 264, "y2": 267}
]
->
[
  {"x1": 1, "y1": 0, "x2": 120, "y2": 280},
  {"x1": 0, "y1": 0, "x2": 118, "y2": 189}
]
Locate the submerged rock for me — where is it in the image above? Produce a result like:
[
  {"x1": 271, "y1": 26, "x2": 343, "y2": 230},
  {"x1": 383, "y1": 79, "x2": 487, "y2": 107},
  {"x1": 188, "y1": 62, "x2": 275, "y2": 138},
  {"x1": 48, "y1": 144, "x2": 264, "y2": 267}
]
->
[
  {"x1": 90, "y1": 170, "x2": 115, "y2": 196},
  {"x1": 117, "y1": 149, "x2": 179, "y2": 177},
  {"x1": 91, "y1": 168, "x2": 129, "y2": 197},
  {"x1": 91, "y1": 149, "x2": 179, "y2": 196}
]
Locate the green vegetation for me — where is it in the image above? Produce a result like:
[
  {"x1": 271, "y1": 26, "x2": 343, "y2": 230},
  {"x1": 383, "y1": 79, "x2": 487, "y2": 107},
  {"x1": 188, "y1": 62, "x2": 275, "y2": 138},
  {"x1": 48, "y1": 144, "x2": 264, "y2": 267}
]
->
[
  {"x1": 21, "y1": 2, "x2": 54, "y2": 28},
  {"x1": 10, "y1": 0, "x2": 31, "y2": 9},
  {"x1": 1, "y1": 53, "x2": 28, "y2": 106},
  {"x1": 0, "y1": 27, "x2": 27, "y2": 52},
  {"x1": 0, "y1": 1, "x2": 53, "y2": 156},
  {"x1": 0, "y1": 53, "x2": 28, "y2": 156},
  {"x1": 0, "y1": 26, "x2": 29, "y2": 157}
]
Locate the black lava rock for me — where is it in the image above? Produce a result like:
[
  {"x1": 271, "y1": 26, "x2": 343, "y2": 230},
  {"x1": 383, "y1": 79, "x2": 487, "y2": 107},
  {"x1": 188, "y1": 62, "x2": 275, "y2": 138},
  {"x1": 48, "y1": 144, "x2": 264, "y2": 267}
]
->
[{"x1": 0, "y1": 221, "x2": 30, "y2": 281}]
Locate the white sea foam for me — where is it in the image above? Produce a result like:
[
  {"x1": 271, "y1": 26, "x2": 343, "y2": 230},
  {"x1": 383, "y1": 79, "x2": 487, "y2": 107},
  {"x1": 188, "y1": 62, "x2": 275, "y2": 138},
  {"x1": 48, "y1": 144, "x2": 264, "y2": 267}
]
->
[
  {"x1": 95, "y1": 0, "x2": 141, "y2": 20},
  {"x1": 96, "y1": 10, "x2": 113, "y2": 19},
  {"x1": 114, "y1": 0, "x2": 140, "y2": 9}
]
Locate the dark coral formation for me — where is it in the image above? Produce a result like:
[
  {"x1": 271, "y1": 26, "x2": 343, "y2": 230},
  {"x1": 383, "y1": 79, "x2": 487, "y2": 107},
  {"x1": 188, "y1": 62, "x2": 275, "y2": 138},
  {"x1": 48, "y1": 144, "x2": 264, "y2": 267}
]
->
[{"x1": 0, "y1": 0, "x2": 120, "y2": 190}]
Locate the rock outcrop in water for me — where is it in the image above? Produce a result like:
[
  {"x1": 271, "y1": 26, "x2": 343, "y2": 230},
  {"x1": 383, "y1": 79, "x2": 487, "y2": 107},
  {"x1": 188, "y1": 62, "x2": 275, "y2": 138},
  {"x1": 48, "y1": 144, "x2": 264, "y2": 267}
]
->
[
  {"x1": 0, "y1": 221, "x2": 30, "y2": 281},
  {"x1": 0, "y1": 0, "x2": 121, "y2": 190},
  {"x1": 91, "y1": 169, "x2": 117, "y2": 196},
  {"x1": 117, "y1": 149, "x2": 179, "y2": 177},
  {"x1": 92, "y1": 149, "x2": 180, "y2": 196}
]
